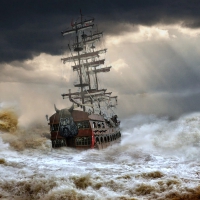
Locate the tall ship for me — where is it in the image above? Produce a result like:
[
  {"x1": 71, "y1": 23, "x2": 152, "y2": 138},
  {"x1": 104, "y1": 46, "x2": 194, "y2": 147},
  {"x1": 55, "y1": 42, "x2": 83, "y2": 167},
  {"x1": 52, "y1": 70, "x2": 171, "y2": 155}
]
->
[{"x1": 48, "y1": 12, "x2": 121, "y2": 149}]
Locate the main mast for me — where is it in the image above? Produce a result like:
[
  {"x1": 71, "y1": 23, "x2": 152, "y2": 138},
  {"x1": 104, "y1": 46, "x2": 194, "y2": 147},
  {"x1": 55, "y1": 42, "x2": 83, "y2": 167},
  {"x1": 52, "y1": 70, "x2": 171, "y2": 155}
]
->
[{"x1": 76, "y1": 22, "x2": 84, "y2": 111}]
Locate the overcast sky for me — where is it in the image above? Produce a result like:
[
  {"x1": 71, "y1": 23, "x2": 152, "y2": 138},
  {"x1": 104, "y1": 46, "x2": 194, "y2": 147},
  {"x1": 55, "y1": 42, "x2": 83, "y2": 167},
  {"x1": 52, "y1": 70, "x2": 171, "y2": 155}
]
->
[{"x1": 1, "y1": 0, "x2": 200, "y2": 125}]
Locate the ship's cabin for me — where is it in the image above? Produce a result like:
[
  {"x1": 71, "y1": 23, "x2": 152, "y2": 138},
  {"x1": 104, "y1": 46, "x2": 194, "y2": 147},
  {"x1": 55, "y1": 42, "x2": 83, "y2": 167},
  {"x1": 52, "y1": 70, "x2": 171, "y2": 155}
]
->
[{"x1": 76, "y1": 121, "x2": 90, "y2": 129}]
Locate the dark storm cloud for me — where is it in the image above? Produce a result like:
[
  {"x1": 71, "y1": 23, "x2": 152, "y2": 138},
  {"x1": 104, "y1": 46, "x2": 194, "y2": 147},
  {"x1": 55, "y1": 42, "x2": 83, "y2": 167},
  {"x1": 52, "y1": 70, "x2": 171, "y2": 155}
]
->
[{"x1": 1, "y1": 0, "x2": 200, "y2": 63}]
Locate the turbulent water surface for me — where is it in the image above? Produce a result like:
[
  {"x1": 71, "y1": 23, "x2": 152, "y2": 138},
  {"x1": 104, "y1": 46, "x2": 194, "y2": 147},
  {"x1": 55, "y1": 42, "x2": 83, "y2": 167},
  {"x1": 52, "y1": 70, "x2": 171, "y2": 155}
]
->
[{"x1": 0, "y1": 109, "x2": 200, "y2": 200}]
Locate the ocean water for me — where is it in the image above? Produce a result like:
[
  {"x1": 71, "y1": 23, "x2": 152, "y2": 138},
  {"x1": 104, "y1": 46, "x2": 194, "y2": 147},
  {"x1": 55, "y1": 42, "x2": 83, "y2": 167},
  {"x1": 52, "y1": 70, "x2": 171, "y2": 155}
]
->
[{"x1": 0, "y1": 109, "x2": 200, "y2": 200}]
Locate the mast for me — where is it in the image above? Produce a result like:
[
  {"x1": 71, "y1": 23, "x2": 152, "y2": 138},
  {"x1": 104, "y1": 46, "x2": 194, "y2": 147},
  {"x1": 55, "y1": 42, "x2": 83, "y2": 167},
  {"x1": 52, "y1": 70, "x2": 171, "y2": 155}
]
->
[
  {"x1": 76, "y1": 11, "x2": 84, "y2": 111},
  {"x1": 61, "y1": 13, "x2": 94, "y2": 111},
  {"x1": 76, "y1": 30, "x2": 85, "y2": 110},
  {"x1": 61, "y1": 12, "x2": 118, "y2": 116}
]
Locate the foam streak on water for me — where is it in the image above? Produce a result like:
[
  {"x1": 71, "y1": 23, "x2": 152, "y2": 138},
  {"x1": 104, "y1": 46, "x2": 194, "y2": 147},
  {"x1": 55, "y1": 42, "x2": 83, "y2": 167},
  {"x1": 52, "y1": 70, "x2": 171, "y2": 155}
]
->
[{"x1": 1, "y1": 112, "x2": 200, "y2": 199}]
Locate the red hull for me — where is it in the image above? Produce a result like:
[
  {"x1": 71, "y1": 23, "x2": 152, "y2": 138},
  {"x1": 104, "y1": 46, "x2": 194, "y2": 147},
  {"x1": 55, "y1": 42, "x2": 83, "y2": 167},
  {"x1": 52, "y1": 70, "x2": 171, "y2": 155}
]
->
[{"x1": 49, "y1": 110, "x2": 121, "y2": 149}]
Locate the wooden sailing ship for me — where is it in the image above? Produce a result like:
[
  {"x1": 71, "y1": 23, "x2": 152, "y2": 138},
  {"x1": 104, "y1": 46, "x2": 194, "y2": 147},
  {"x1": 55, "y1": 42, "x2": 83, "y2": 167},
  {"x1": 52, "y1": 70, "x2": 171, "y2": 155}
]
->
[{"x1": 48, "y1": 12, "x2": 121, "y2": 149}]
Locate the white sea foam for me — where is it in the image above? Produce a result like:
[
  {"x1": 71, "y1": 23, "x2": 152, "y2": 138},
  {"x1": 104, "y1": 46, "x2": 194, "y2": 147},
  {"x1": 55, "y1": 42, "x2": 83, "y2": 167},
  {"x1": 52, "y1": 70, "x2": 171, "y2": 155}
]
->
[{"x1": 0, "y1": 112, "x2": 200, "y2": 199}]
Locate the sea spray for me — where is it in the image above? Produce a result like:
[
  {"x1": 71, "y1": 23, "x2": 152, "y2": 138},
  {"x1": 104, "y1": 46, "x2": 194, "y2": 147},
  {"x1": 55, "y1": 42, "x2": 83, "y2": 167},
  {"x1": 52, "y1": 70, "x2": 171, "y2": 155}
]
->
[
  {"x1": 0, "y1": 108, "x2": 49, "y2": 150},
  {"x1": 0, "y1": 109, "x2": 18, "y2": 133}
]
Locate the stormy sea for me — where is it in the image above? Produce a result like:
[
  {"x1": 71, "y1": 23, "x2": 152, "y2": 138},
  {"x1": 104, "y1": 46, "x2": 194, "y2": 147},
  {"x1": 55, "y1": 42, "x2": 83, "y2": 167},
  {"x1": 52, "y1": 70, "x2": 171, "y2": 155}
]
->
[{"x1": 0, "y1": 108, "x2": 200, "y2": 200}]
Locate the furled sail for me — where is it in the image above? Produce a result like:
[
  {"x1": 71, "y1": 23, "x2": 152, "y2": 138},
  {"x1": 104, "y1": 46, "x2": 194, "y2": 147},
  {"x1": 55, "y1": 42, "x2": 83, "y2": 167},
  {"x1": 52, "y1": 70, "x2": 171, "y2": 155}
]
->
[
  {"x1": 61, "y1": 49, "x2": 107, "y2": 63},
  {"x1": 61, "y1": 24, "x2": 94, "y2": 36},
  {"x1": 72, "y1": 59, "x2": 105, "y2": 71},
  {"x1": 87, "y1": 66, "x2": 112, "y2": 74}
]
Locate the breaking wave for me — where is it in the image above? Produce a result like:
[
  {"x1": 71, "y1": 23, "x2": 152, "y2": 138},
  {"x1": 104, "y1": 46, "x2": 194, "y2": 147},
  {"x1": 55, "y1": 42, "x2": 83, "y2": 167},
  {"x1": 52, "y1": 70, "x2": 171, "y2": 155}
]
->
[
  {"x1": 0, "y1": 109, "x2": 18, "y2": 133},
  {"x1": 0, "y1": 109, "x2": 49, "y2": 151},
  {"x1": 0, "y1": 110, "x2": 200, "y2": 199},
  {"x1": 121, "y1": 113, "x2": 200, "y2": 160}
]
